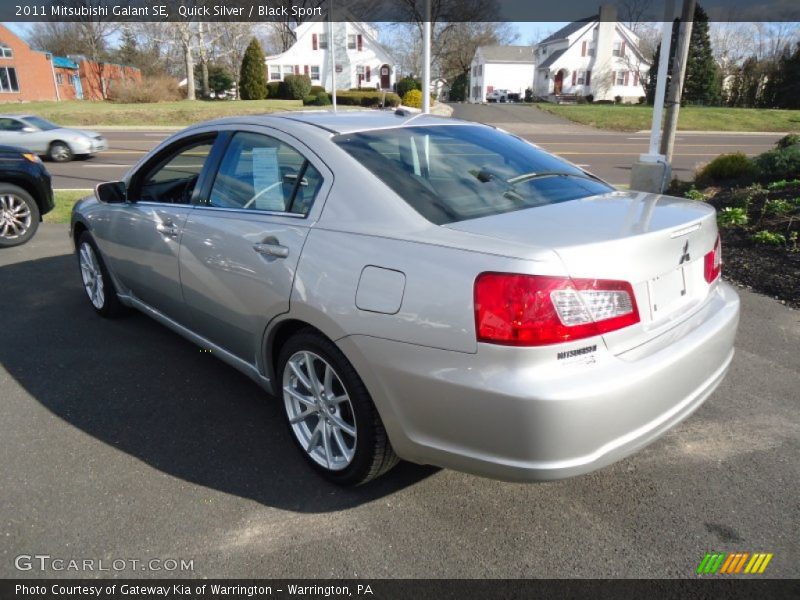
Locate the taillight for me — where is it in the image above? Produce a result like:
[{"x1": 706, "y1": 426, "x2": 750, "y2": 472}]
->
[
  {"x1": 704, "y1": 235, "x2": 722, "y2": 283},
  {"x1": 474, "y1": 273, "x2": 640, "y2": 346}
]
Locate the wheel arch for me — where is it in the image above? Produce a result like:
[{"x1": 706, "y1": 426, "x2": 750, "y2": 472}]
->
[{"x1": 0, "y1": 178, "x2": 43, "y2": 217}]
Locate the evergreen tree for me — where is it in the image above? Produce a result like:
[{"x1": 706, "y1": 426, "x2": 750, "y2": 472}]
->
[
  {"x1": 644, "y1": 18, "x2": 679, "y2": 105},
  {"x1": 449, "y1": 73, "x2": 468, "y2": 102},
  {"x1": 682, "y1": 4, "x2": 721, "y2": 105},
  {"x1": 239, "y1": 38, "x2": 268, "y2": 100},
  {"x1": 772, "y1": 43, "x2": 800, "y2": 109}
]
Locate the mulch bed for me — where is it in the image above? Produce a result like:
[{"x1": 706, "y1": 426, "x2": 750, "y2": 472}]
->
[{"x1": 670, "y1": 180, "x2": 799, "y2": 309}]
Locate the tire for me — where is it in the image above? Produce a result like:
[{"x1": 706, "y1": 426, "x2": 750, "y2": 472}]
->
[
  {"x1": 278, "y1": 329, "x2": 398, "y2": 485},
  {"x1": 0, "y1": 184, "x2": 39, "y2": 248},
  {"x1": 49, "y1": 141, "x2": 73, "y2": 162},
  {"x1": 76, "y1": 231, "x2": 126, "y2": 318}
]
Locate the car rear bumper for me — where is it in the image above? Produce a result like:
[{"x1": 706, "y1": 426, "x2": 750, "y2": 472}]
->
[{"x1": 338, "y1": 281, "x2": 740, "y2": 481}]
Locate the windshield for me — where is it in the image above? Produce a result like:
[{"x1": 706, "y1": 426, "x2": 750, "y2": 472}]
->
[
  {"x1": 333, "y1": 125, "x2": 613, "y2": 225},
  {"x1": 23, "y1": 116, "x2": 59, "y2": 131}
]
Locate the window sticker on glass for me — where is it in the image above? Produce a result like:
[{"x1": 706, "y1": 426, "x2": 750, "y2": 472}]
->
[{"x1": 252, "y1": 147, "x2": 284, "y2": 211}]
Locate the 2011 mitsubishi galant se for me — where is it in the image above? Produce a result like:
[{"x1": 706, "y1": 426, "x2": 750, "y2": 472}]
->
[{"x1": 70, "y1": 111, "x2": 740, "y2": 485}]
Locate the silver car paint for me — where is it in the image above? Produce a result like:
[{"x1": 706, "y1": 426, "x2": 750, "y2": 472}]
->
[
  {"x1": 72, "y1": 111, "x2": 740, "y2": 481},
  {"x1": 0, "y1": 114, "x2": 106, "y2": 156}
]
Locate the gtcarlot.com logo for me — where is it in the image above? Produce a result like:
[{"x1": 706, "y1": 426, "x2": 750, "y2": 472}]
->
[
  {"x1": 697, "y1": 552, "x2": 773, "y2": 575},
  {"x1": 14, "y1": 554, "x2": 194, "y2": 572}
]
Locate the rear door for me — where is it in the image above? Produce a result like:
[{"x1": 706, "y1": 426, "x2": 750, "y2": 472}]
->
[{"x1": 178, "y1": 127, "x2": 330, "y2": 363}]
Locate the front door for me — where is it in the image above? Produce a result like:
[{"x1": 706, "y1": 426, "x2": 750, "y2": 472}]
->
[
  {"x1": 380, "y1": 64, "x2": 391, "y2": 89},
  {"x1": 95, "y1": 135, "x2": 217, "y2": 321},
  {"x1": 554, "y1": 70, "x2": 564, "y2": 95},
  {"x1": 178, "y1": 129, "x2": 329, "y2": 363}
]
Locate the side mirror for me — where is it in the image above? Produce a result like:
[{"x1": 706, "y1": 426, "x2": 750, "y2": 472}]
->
[
  {"x1": 96, "y1": 181, "x2": 127, "y2": 204},
  {"x1": 21, "y1": 127, "x2": 36, "y2": 133}
]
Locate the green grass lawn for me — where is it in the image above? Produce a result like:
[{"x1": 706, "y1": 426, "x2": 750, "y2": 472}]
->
[
  {"x1": 45, "y1": 190, "x2": 91, "y2": 224},
  {"x1": 536, "y1": 104, "x2": 800, "y2": 132},
  {"x1": 1, "y1": 99, "x2": 305, "y2": 127}
]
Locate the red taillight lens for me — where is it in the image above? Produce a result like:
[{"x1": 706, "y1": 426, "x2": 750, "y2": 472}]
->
[
  {"x1": 474, "y1": 273, "x2": 640, "y2": 346},
  {"x1": 704, "y1": 235, "x2": 722, "y2": 283}
]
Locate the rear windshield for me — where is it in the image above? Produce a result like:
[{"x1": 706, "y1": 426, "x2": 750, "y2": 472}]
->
[
  {"x1": 24, "y1": 116, "x2": 59, "y2": 131},
  {"x1": 333, "y1": 125, "x2": 613, "y2": 225}
]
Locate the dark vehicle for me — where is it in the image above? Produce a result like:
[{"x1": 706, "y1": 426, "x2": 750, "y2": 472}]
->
[{"x1": 0, "y1": 145, "x2": 54, "y2": 247}]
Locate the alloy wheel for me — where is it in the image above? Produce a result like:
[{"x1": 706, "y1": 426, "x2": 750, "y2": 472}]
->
[
  {"x1": 282, "y1": 351, "x2": 357, "y2": 471},
  {"x1": 79, "y1": 242, "x2": 105, "y2": 309},
  {"x1": 0, "y1": 194, "x2": 32, "y2": 240}
]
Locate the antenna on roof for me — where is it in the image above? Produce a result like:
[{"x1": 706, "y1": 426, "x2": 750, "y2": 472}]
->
[{"x1": 328, "y1": 0, "x2": 337, "y2": 112}]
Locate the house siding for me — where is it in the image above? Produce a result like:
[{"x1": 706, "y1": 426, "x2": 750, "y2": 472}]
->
[{"x1": 0, "y1": 24, "x2": 57, "y2": 102}]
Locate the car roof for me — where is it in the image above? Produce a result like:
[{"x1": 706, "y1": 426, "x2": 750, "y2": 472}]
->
[
  {"x1": 190, "y1": 110, "x2": 480, "y2": 136},
  {"x1": 0, "y1": 114, "x2": 33, "y2": 120}
]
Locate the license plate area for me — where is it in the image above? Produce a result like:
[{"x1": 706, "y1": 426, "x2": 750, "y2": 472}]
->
[{"x1": 647, "y1": 266, "x2": 688, "y2": 320}]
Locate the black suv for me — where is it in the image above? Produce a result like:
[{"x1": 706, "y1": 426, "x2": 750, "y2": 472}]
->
[{"x1": 0, "y1": 145, "x2": 53, "y2": 247}]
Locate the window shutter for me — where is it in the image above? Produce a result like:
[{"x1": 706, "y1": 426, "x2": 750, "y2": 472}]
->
[
  {"x1": 304, "y1": 65, "x2": 309, "y2": 76},
  {"x1": 634, "y1": 72, "x2": 639, "y2": 87},
  {"x1": 295, "y1": 65, "x2": 300, "y2": 75},
  {"x1": 366, "y1": 65, "x2": 371, "y2": 82},
  {"x1": 620, "y1": 41, "x2": 626, "y2": 57},
  {"x1": 312, "y1": 34, "x2": 318, "y2": 50},
  {"x1": 357, "y1": 35, "x2": 363, "y2": 51},
  {"x1": 572, "y1": 71, "x2": 577, "y2": 85},
  {"x1": 611, "y1": 71, "x2": 615, "y2": 85},
  {"x1": 624, "y1": 71, "x2": 629, "y2": 86},
  {"x1": 581, "y1": 41, "x2": 587, "y2": 57},
  {"x1": 586, "y1": 70, "x2": 591, "y2": 85}
]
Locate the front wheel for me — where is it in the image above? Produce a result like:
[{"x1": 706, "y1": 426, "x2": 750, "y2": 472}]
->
[
  {"x1": 0, "y1": 184, "x2": 39, "y2": 248},
  {"x1": 278, "y1": 330, "x2": 398, "y2": 485},
  {"x1": 49, "y1": 141, "x2": 73, "y2": 162},
  {"x1": 77, "y1": 232, "x2": 126, "y2": 317}
]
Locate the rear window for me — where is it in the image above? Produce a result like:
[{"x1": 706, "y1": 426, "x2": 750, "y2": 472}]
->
[{"x1": 333, "y1": 125, "x2": 613, "y2": 225}]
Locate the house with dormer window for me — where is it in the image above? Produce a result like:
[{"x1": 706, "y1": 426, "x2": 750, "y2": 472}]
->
[{"x1": 264, "y1": 20, "x2": 396, "y2": 92}]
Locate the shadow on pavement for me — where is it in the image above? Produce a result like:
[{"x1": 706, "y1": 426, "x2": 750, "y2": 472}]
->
[{"x1": 0, "y1": 253, "x2": 437, "y2": 512}]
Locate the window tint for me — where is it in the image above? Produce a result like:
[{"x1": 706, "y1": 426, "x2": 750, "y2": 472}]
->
[
  {"x1": 134, "y1": 139, "x2": 214, "y2": 204},
  {"x1": 0, "y1": 118, "x2": 24, "y2": 131},
  {"x1": 209, "y1": 132, "x2": 323, "y2": 215},
  {"x1": 333, "y1": 125, "x2": 613, "y2": 225},
  {"x1": 22, "y1": 116, "x2": 57, "y2": 131}
]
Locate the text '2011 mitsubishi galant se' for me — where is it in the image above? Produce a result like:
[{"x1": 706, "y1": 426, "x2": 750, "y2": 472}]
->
[{"x1": 71, "y1": 111, "x2": 739, "y2": 485}]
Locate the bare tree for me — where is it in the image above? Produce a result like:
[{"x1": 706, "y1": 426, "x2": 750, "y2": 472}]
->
[{"x1": 619, "y1": 0, "x2": 655, "y2": 35}]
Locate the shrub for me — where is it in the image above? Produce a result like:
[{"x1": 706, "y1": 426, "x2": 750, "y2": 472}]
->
[
  {"x1": 396, "y1": 76, "x2": 420, "y2": 99},
  {"x1": 718, "y1": 207, "x2": 748, "y2": 228},
  {"x1": 586, "y1": 94, "x2": 594, "y2": 103},
  {"x1": 524, "y1": 87, "x2": 534, "y2": 103},
  {"x1": 753, "y1": 145, "x2": 800, "y2": 183},
  {"x1": 403, "y1": 89, "x2": 423, "y2": 108},
  {"x1": 309, "y1": 85, "x2": 326, "y2": 95},
  {"x1": 107, "y1": 76, "x2": 182, "y2": 103},
  {"x1": 684, "y1": 186, "x2": 706, "y2": 201},
  {"x1": 334, "y1": 90, "x2": 401, "y2": 107},
  {"x1": 696, "y1": 152, "x2": 755, "y2": 184},
  {"x1": 283, "y1": 74, "x2": 312, "y2": 100},
  {"x1": 266, "y1": 81, "x2": 282, "y2": 99},
  {"x1": 638, "y1": 96, "x2": 647, "y2": 104},
  {"x1": 614, "y1": 95, "x2": 623, "y2": 104},
  {"x1": 775, "y1": 133, "x2": 800, "y2": 149},
  {"x1": 302, "y1": 91, "x2": 331, "y2": 106},
  {"x1": 239, "y1": 38, "x2": 268, "y2": 100},
  {"x1": 763, "y1": 198, "x2": 794, "y2": 216},
  {"x1": 752, "y1": 230, "x2": 786, "y2": 245}
]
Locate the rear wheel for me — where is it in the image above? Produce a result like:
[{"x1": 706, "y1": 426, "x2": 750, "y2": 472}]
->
[
  {"x1": 278, "y1": 330, "x2": 398, "y2": 485},
  {"x1": 0, "y1": 184, "x2": 39, "y2": 248},
  {"x1": 49, "y1": 141, "x2": 73, "y2": 162},
  {"x1": 77, "y1": 231, "x2": 125, "y2": 317}
]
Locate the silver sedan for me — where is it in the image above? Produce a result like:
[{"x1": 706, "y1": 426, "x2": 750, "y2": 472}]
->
[
  {"x1": 70, "y1": 111, "x2": 739, "y2": 485},
  {"x1": 0, "y1": 114, "x2": 107, "y2": 162}
]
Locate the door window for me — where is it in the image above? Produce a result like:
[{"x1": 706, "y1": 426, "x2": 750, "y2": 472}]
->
[
  {"x1": 208, "y1": 132, "x2": 323, "y2": 216},
  {"x1": 131, "y1": 138, "x2": 214, "y2": 204},
  {"x1": 0, "y1": 117, "x2": 25, "y2": 131}
]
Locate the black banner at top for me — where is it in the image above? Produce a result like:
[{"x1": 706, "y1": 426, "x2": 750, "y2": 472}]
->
[{"x1": 5, "y1": 0, "x2": 800, "y2": 23}]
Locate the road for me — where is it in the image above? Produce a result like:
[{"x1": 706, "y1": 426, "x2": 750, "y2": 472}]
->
[
  {"x1": 1, "y1": 225, "x2": 798, "y2": 579},
  {"x1": 48, "y1": 106, "x2": 783, "y2": 189}
]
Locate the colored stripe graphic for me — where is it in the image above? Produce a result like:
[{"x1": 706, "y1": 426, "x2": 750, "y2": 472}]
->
[{"x1": 698, "y1": 552, "x2": 774, "y2": 575}]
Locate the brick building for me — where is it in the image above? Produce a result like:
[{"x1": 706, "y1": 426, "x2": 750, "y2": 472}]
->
[{"x1": 0, "y1": 24, "x2": 141, "y2": 103}]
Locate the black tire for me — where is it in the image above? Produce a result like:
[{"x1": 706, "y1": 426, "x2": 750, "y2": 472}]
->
[
  {"x1": 0, "y1": 183, "x2": 40, "y2": 248},
  {"x1": 277, "y1": 329, "x2": 398, "y2": 485},
  {"x1": 76, "y1": 231, "x2": 126, "y2": 318},
  {"x1": 49, "y1": 141, "x2": 73, "y2": 162}
]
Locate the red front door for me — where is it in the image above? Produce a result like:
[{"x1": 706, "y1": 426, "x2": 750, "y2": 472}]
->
[
  {"x1": 380, "y1": 64, "x2": 391, "y2": 89},
  {"x1": 554, "y1": 70, "x2": 564, "y2": 95}
]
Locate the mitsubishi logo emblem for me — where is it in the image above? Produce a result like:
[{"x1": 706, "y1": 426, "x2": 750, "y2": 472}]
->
[{"x1": 679, "y1": 240, "x2": 691, "y2": 265}]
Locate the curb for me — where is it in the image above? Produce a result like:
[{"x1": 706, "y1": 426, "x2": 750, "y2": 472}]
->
[{"x1": 633, "y1": 130, "x2": 788, "y2": 136}]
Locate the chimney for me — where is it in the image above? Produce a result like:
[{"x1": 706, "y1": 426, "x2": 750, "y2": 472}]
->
[{"x1": 593, "y1": 4, "x2": 618, "y2": 100}]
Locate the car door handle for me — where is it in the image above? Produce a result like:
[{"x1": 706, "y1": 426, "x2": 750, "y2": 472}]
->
[
  {"x1": 253, "y1": 242, "x2": 289, "y2": 259},
  {"x1": 156, "y1": 223, "x2": 179, "y2": 237}
]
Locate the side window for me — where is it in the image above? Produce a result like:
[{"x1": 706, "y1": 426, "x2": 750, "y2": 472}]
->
[
  {"x1": 132, "y1": 138, "x2": 214, "y2": 204},
  {"x1": 0, "y1": 118, "x2": 24, "y2": 131},
  {"x1": 209, "y1": 131, "x2": 323, "y2": 216}
]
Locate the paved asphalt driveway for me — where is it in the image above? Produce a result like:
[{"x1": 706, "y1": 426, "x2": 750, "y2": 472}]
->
[{"x1": 1, "y1": 225, "x2": 797, "y2": 579}]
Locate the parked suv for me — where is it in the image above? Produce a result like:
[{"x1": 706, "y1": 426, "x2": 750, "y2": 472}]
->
[{"x1": 0, "y1": 145, "x2": 54, "y2": 247}]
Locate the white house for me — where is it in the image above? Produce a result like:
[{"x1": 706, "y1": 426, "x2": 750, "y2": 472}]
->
[
  {"x1": 533, "y1": 4, "x2": 650, "y2": 102},
  {"x1": 265, "y1": 20, "x2": 396, "y2": 92},
  {"x1": 469, "y1": 46, "x2": 536, "y2": 103}
]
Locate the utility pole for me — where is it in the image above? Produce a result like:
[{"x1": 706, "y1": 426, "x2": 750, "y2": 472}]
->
[
  {"x1": 421, "y1": 0, "x2": 432, "y2": 114},
  {"x1": 660, "y1": 0, "x2": 696, "y2": 162},
  {"x1": 328, "y1": 0, "x2": 337, "y2": 112}
]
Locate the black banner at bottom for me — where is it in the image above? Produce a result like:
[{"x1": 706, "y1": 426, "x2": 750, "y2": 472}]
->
[{"x1": 1, "y1": 579, "x2": 799, "y2": 600}]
